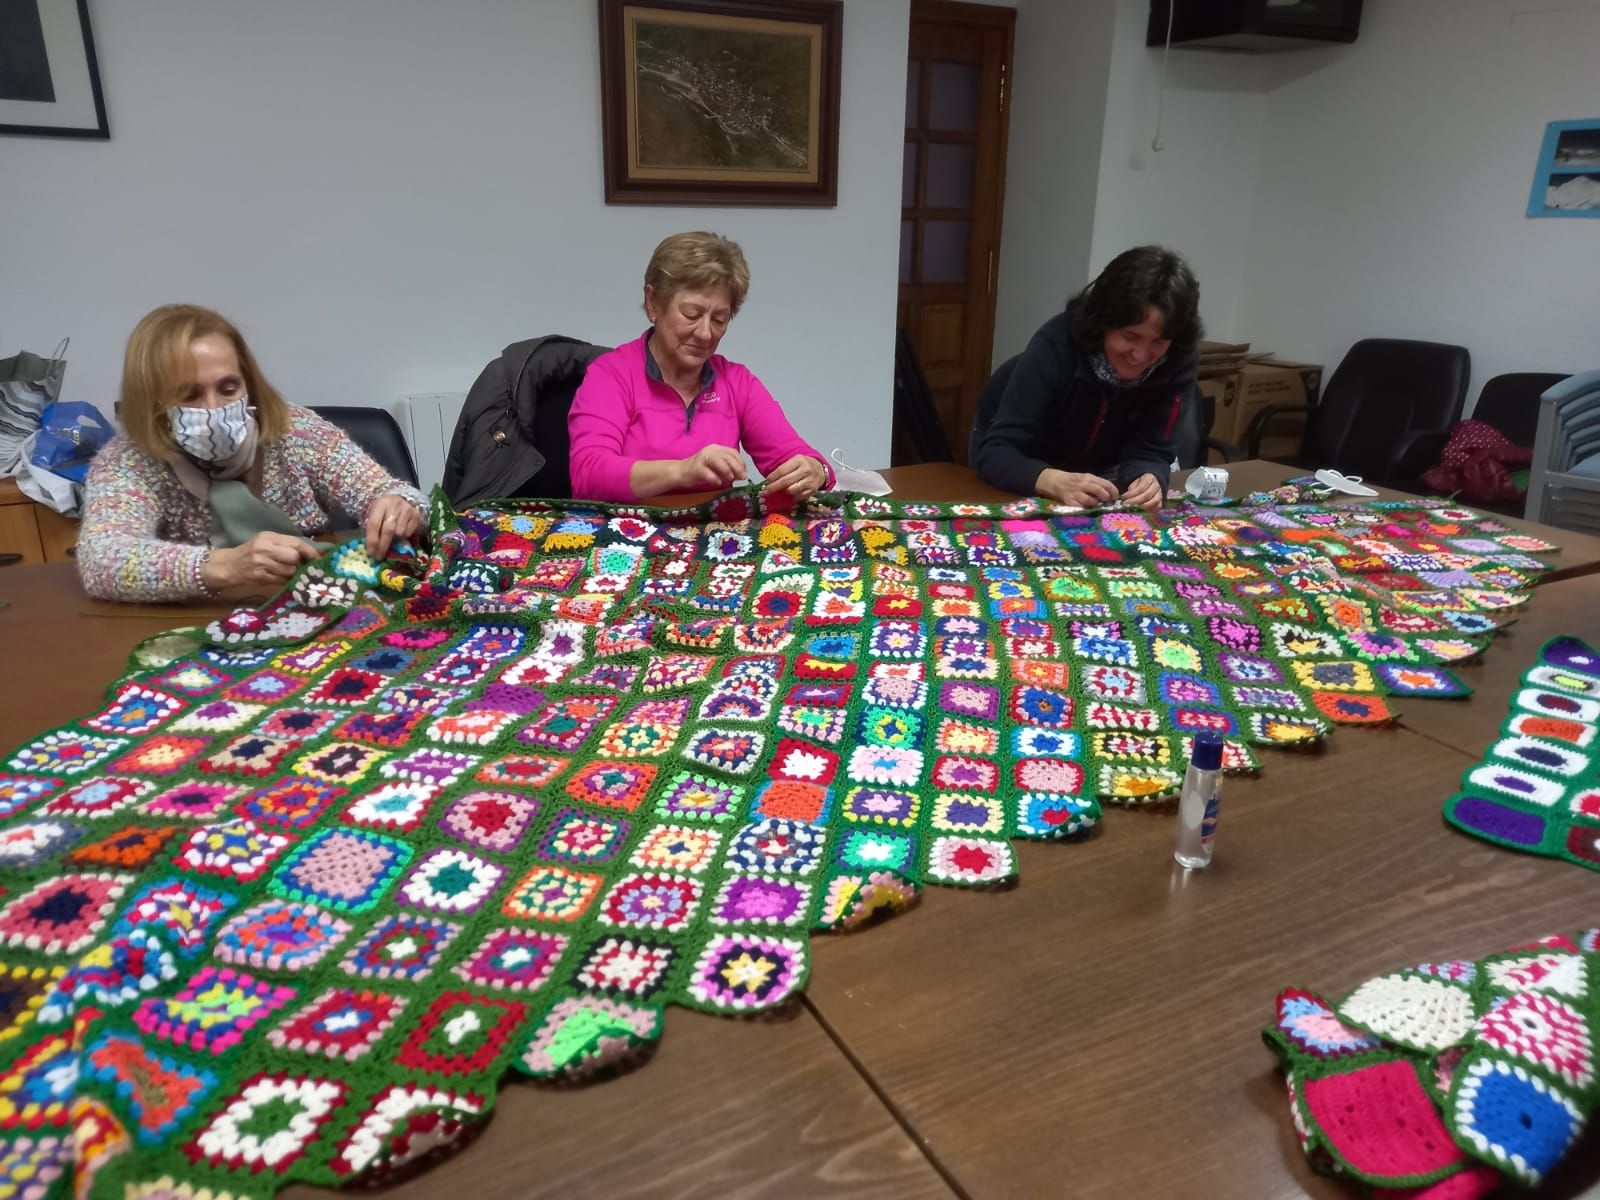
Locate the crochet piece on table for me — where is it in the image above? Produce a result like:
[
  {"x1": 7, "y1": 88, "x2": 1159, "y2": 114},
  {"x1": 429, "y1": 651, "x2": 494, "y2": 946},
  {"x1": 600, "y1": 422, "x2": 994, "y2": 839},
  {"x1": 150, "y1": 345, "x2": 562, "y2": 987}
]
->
[
  {"x1": 1443, "y1": 635, "x2": 1600, "y2": 870},
  {"x1": 0, "y1": 488, "x2": 1559, "y2": 1197},
  {"x1": 1265, "y1": 928, "x2": 1598, "y2": 1193}
]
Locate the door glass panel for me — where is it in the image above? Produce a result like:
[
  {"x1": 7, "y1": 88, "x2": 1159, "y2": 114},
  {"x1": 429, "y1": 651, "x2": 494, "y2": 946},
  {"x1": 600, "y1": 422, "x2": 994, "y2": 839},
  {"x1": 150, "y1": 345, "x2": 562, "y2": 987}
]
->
[
  {"x1": 924, "y1": 143, "x2": 974, "y2": 210},
  {"x1": 902, "y1": 141, "x2": 918, "y2": 208},
  {"x1": 928, "y1": 62, "x2": 979, "y2": 131},
  {"x1": 922, "y1": 220, "x2": 969, "y2": 284},
  {"x1": 905, "y1": 61, "x2": 921, "y2": 129},
  {"x1": 899, "y1": 221, "x2": 914, "y2": 285}
]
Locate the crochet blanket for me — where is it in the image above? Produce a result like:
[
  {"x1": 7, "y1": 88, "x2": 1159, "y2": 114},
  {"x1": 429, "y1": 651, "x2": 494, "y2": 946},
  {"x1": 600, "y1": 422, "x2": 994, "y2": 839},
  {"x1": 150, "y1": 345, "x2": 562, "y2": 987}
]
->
[
  {"x1": 0, "y1": 489, "x2": 1560, "y2": 1197},
  {"x1": 1265, "y1": 928, "x2": 1597, "y2": 1192},
  {"x1": 1443, "y1": 635, "x2": 1600, "y2": 870}
]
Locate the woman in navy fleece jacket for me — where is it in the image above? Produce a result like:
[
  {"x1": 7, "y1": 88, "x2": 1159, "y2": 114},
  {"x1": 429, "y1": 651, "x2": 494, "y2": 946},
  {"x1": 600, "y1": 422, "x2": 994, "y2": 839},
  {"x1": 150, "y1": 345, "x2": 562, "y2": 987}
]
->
[{"x1": 971, "y1": 245, "x2": 1202, "y2": 514}]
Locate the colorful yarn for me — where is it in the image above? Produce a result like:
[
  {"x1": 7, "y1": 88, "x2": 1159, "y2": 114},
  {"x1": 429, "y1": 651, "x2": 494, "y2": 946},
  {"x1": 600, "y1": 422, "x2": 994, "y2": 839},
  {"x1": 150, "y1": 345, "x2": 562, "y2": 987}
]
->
[
  {"x1": 1266, "y1": 929, "x2": 1599, "y2": 1190},
  {"x1": 1443, "y1": 635, "x2": 1600, "y2": 870},
  {"x1": 0, "y1": 487, "x2": 1560, "y2": 1195}
]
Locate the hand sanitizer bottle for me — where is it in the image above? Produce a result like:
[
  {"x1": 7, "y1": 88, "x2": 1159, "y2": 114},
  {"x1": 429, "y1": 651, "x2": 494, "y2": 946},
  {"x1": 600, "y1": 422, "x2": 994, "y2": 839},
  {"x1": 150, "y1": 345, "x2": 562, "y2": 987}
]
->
[{"x1": 1174, "y1": 732, "x2": 1224, "y2": 869}]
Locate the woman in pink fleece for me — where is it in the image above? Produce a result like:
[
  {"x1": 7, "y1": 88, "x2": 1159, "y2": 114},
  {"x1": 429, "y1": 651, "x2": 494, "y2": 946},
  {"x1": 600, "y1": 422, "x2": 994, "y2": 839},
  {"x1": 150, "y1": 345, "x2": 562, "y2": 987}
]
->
[{"x1": 568, "y1": 231, "x2": 833, "y2": 503}]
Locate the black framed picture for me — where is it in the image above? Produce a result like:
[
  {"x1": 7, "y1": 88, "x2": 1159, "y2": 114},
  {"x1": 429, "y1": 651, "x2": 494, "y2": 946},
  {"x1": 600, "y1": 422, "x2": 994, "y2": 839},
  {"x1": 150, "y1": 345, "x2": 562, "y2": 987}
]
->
[
  {"x1": 0, "y1": 0, "x2": 108, "y2": 138},
  {"x1": 598, "y1": 0, "x2": 842, "y2": 206}
]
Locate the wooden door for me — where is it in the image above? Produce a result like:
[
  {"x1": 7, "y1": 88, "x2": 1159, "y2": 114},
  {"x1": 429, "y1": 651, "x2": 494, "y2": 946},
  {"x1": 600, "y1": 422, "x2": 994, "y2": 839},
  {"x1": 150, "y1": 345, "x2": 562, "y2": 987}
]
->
[{"x1": 898, "y1": 0, "x2": 1014, "y2": 465}]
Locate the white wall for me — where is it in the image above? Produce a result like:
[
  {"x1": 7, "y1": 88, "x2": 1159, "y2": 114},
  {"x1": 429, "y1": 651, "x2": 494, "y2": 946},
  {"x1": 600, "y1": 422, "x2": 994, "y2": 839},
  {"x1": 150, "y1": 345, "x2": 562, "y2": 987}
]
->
[
  {"x1": 989, "y1": 0, "x2": 1116, "y2": 363},
  {"x1": 1237, "y1": 0, "x2": 1600, "y2": 404},
  {"x1": 1088, "y1": 0, "x2": 1270, "y2": 342},
  {"x1": 0, "y1": 0, "x2": 908, "y2": 466}
]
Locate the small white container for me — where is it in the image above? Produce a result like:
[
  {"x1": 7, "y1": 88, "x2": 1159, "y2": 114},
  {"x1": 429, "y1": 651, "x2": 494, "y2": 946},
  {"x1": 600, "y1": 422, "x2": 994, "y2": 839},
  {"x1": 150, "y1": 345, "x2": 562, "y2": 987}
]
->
[{"x1": 1174, "y1": 732, "x2": 1225, "y2": 869}]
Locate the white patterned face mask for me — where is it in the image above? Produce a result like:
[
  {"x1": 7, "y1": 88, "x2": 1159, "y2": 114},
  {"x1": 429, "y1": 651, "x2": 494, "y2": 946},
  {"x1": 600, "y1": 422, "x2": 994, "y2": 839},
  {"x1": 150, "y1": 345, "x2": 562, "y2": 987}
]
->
[{"x1": 168, "y1": 394, "x2": 254, "y2": 463}]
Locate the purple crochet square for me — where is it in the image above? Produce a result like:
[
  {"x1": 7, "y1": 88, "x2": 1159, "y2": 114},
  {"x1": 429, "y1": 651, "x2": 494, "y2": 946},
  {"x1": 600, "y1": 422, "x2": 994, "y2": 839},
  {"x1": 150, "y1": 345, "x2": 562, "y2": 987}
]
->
[
  {"x1": 1450, "y1": 795, "x2": 1546, "y2": 847},
  {"x1": 1544, "y1": 637, "x2": 1600, "y2": 678},
  {"x1": 714, "y1": 876, "x2": 808, "y2": 925},
  {"x1": 1220, "y1": 654, "x2": 1282, "y2": 684},
  {"x1": 467, "y1": 684, "x2": 547, "y2": 716},
  {"x1": 939, "y1": 682, "x2": 999, "y2": 721},
  {"x1": 1189, "y1": 599, "x2": 1247, "y2": 618},
  {"x1": 844, "y1": 787, "x2": 918, "y2": 824}
]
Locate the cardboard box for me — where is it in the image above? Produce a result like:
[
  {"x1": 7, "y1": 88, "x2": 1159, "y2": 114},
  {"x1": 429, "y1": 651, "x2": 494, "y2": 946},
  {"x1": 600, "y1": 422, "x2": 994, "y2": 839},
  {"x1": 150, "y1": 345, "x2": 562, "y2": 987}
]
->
[
  {"x1": 1197, "y1": 339, "x2": 1251, "y2": 380},
  {"x1": 1211, "y1": 359, "x2": 1322, "y2": 457},
  {"x1": 1197, "y1": 373, "x2": 1290, "y2": 459},
  {"x1": 1246, "y1": 355, "x2": 1322, "y2": 407},
  {"x1": 1197, "y1": 375, "x2": 1237, "y2": 435}
]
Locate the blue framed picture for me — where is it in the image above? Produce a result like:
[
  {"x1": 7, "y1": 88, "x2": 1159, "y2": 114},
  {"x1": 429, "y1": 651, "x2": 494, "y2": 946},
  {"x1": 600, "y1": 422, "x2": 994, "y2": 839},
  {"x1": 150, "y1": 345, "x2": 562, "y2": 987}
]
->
[{"x1": 1528, "y1": 119, "x2": 1600, "y2": 218}]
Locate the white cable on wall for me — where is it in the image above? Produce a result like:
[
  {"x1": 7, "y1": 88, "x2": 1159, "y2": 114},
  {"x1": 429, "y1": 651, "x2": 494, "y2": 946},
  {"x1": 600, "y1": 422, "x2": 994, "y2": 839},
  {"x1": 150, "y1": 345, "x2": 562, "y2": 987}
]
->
[{"x1": 1152, "y1": 0, "x2": 1176, "y2": 152}]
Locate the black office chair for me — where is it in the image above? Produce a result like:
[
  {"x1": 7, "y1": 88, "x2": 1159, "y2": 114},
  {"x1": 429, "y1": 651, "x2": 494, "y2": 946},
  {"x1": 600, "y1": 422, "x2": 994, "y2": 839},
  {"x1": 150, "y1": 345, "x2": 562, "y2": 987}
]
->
[
  {"x1": 1244, "y1": 338, "x2": 1470, "y2": 487},
  {"x1": 310, "y1": 406, "x2": 420, "y2": 488},
  {"x1": 971, "y1": 356, "x2": 1238, "y2": 470},
  {"x1": 1470, "y1": 372, "x2": 1569, "y2": 449},
  {"x1": 1177, "y1": 381, "x2": 1241, "y2": 468},
  {"x1": 969, "y1": 354, "x2": 1019, "y2": 461},
  {"x1": 891, "y1": 328, "x2": 955, "y2": 466}
]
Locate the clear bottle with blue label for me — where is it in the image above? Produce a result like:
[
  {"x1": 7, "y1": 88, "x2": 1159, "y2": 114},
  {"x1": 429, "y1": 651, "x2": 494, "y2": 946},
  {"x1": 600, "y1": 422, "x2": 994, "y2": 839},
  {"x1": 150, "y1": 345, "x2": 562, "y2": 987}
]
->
[{"x1": 1174, "y1": 732, "x2": 1224, "y2": 869}]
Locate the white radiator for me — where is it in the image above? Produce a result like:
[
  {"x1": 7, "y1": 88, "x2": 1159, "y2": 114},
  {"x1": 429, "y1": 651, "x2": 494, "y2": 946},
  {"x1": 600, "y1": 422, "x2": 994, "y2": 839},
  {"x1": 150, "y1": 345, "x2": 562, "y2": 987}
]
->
[
  {"x1": 388, "y1": 393, "x2": 464, "y2": 493},
  {"x1": 307, "y1": 395, "x2": 462, "y2": 495},
  {"x1": 311, "y1": 395, "x2": 461, "y2": 493}
]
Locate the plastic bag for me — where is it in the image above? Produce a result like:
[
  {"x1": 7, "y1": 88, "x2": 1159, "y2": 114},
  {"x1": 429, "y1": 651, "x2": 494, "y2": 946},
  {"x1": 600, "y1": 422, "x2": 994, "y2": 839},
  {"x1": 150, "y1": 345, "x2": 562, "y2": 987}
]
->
[
  {"x1": 14, "y1": 401, "x2": 114, "y2": 517},
  {"x1": 827, "y1": 448, "x2": 892, "y2": 495},
  {"x1": 0, "y1": 337, "x2": 68, "y2": 477},
  {"x1": 31, "y1": 401, "x2": 113, "y2": 484}
]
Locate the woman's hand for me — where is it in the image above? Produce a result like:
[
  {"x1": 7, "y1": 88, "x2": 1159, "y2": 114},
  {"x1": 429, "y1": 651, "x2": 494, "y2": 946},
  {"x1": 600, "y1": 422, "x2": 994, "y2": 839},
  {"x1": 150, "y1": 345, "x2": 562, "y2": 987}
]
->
[
  {"x1": 204, "y1": 531, "x2": 319, "y2": 595},
  {"x1": 365, "y1": 494, "x2": 424, "y2": 561},
  {"x1": 677, "y1": 445, "x2": 746, "y2": 491},
  {"x1": 1035, "y1": 468, "x2": 1119, "y2": 508},
  {"x1": 1121, "y1": 473, "x2": 1164, "y2": 514},
  {"x1": 763, "y1": 454, "x2": 828, "y2": 501}
]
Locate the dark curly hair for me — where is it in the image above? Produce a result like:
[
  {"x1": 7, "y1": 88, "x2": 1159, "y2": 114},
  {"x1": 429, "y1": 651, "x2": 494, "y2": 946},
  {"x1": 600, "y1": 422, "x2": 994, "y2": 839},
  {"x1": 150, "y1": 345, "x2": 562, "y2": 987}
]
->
[{"x1": 1066, "y1": 245, "x2": 1202, "y2": 354}]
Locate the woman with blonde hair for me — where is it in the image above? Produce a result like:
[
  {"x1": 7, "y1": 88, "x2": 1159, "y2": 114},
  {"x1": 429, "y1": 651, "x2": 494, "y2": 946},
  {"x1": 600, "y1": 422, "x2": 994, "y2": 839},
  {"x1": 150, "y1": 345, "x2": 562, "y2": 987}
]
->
[
  {"x1": 77, "y1": 305, "x2": 426, "y2": 601},
  {"x1": 568, "y1": 230, "x2": 832, "y2": 502}
]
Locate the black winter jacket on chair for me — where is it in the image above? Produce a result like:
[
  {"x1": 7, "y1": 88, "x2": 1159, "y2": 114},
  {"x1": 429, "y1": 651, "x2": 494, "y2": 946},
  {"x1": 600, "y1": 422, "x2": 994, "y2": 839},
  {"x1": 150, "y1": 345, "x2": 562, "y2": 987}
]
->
[{"x1": 443, "y1": 335, "x2": 609, "y2": 507}]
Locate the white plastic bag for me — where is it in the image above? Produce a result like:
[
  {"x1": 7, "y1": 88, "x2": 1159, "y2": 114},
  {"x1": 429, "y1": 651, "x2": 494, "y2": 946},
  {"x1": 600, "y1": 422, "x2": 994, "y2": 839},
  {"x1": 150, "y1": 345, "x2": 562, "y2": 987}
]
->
[
  {"x1": 13, "y1": 431, "x2": 84, "y2": 516},
  {"x1": 0, "y1": 337, "x2": 68, "y2": 477},
  {"x1": 827, "y1": 449, "x2": 892, "y2": 496}
]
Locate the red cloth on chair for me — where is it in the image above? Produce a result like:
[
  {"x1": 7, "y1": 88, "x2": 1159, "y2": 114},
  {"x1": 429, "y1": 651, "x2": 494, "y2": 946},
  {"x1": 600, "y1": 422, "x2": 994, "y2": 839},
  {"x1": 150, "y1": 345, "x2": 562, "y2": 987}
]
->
[{"x1": 1421, "y1": 420, "x2": 1532, "y2": 504}]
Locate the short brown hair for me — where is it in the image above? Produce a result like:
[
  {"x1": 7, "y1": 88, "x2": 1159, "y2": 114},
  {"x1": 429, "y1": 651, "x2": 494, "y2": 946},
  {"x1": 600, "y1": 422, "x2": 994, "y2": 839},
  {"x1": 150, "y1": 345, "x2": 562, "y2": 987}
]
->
[
  {"x1": 120, "y1": 305, "x2": 290, "y2": 459},
  {"x1": 643, "y1": 231, "x2": 751, "y2": 316}
]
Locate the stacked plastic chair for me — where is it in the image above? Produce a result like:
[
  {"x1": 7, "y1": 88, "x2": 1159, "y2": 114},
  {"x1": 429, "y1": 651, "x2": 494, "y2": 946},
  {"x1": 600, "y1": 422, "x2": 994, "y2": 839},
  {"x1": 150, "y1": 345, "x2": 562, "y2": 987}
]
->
[{"x1": 1526, "y1": 368, "x2": 1600, "y2": 533}]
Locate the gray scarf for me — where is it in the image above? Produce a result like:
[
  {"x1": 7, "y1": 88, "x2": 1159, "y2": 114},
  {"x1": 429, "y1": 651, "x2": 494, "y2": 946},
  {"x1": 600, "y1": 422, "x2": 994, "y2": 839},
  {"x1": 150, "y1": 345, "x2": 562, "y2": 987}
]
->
[
  {"x1": 1089, "y1": 351, "x2": 1168, "y2": 388},
  {"x1": 165, "y1": 418, "x2": 304, "y2": 548}
]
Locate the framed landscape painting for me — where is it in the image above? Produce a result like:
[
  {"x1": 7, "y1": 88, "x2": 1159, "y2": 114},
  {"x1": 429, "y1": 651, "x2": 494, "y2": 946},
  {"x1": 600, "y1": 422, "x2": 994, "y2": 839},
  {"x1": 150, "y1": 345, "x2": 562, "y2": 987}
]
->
[
  {"x1": 599, "y1": 0, "x2": 842, "y2": 206},
  {"x1": 0, "y1": 0, "x2": 108, "y2": 138}
]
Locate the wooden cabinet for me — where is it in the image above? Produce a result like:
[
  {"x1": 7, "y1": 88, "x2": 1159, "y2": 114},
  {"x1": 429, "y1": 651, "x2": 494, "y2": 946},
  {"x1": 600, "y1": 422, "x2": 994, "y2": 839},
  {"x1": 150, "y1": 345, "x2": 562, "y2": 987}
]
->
[{"x1": 0, "y1": 478, "x2": 79, "y2": 564}]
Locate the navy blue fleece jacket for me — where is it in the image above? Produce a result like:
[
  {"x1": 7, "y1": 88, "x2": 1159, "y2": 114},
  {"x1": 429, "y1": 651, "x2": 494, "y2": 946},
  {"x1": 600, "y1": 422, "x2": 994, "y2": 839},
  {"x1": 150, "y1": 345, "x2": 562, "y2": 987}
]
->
[{"x1": 972, "y1": 312, "x2": 1197, "y2": 496}]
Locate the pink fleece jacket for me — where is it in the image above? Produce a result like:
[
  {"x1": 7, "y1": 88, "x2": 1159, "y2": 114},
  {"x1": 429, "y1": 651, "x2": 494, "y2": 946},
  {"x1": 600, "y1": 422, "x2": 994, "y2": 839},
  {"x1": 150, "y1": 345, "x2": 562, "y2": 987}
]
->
[{"x1": 568, "y1": 330, "x2": 833, "y2": 502}]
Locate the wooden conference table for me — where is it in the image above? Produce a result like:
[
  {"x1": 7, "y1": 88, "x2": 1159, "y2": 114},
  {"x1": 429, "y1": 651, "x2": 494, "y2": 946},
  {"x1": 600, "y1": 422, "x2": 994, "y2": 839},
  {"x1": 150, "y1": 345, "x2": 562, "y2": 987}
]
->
[{"x1": 2, "y1": 461, "x2": 1597, "y2": 1199}]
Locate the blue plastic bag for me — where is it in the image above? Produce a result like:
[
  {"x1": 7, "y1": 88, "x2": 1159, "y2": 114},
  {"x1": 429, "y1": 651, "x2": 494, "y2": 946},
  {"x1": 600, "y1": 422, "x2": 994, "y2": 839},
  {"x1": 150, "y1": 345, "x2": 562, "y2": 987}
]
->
[{"x1": 31, "y1": 401, "x2": 113, "y2": 484}]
